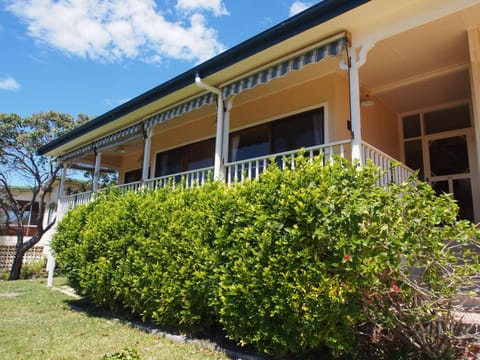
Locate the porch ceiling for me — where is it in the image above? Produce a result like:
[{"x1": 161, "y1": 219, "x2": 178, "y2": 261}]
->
[{"x1": 360, "y1": 2, "x2": 480, "y2": 114}]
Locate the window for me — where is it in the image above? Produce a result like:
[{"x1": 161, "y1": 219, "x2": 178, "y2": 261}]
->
[
  {"x1": 273, "y1": 110, "x2": 324, "y2": 153},
  {"x1": 402, "y1": 114, "x2": 421, "y2": 139},
  {"x1": 154, "y1": 138, "x2": 215, "y2": 177},
  {"x1": 155, "y1": 148, "x2": 183, "y2": 177},
  {"x1": 230, "y1": 108, "x2": 324, "y2": 162},
  {"x1": 402, "y1": 104, "x2": 471, "y2": 179},
  {"x1": 230, "y1": 124, "x2": 269, "y2": 162},
  {"x1": 124, "y1": 168, "x2": 142, "y2": 184},
  {"x1": 428, "y1": 136, "x2": 469, "y2": 176},
  {"x1": 153, "y1": 109, "x2": 324, "y2": 177},
  {"x1": 27, "y1": 202, "x2": 39, "y2": 226},
  {"x1": 404, "y1": 139, "x2": 424, "y2": 180},
  {"x1": 402, "y1": 104, "x2": 474, "y2": 221},
  {"x1": 186, "y1": 140, "x2": 216, "y2": 170},
  {"x1": 0, "y1": 201, "x2": 39, "y2": 226},
  {"x1": 424, "y1": 105, "x2": 470, "y2": 135}
]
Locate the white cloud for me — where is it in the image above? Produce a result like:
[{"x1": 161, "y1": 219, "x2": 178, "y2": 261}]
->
[
  {"x1": 5, "y1": 0, "x2": 228, "y2": 63},
  {"x1": 0, "y1": 76, "x2": 21, "y2": 91},
  {"x1": 176, "y1": 0, "x2": 228, "y2": 17},
  {"x1": 104, "y1": 97, "x2": 132, "y2": 107},
  {"x1": 289, "y1": 1, "x2": 312, "y2": 17}
]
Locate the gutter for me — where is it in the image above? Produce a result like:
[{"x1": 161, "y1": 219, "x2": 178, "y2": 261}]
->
[{"x1": 37, "y1": 0, "x2": 370, "y2": 156}]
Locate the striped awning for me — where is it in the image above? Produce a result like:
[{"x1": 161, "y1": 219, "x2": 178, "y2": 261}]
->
[
  {"x1": 60, "y1": 122, "x2": 144, "y2": 162},
  {"x1": 144, "y1": 35, "x2": 346, "y2": 128},
  {"x1": 145, "y1": 92, "x2": 216, "y2": 128},
  {"x1": 95, "y1": 122, "x2": 144, "y2": 149},
  {"x1": 222, "y1": 37, "x2": 346, "y2": 99},
  {"x1": 60, "y1": 143, "x2": 94, "y2": 162},
  {"x1": 60, "y1": 35, "x2": 346, "y2": 163}
]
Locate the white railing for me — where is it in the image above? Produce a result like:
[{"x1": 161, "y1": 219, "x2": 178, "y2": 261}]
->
[
  {"x1": 143, "y1": 167, "x2": 214, "y2": 190},
  {"x1": 362, "y1": 141, "x2": 415, "y2": 186},
  {"x1": 117, "y1": 180, "x2": 143, "y2": 194},
  {"x1": 57, "y1": 167, "x2": 214, "y2": 220},
  {"x1": 109, "y1": 167, "x2": 214, "y2": 194},
  {"x1": 57, "y1": 140, "x2": 416, "y2": 218},
  {"x1": 57, "y1": 191, "x2": 94, "y2": 219},
  {"x1": 225, "y1": 140, "x2": 351, "y2": 184}
]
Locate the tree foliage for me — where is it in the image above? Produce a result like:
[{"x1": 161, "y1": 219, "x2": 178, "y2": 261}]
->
[{"x1": 0, "y1": 111, "x2": 89, "y2": 280}]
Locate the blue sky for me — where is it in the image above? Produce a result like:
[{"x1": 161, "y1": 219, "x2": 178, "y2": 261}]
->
[{"x1": 0, "y1": 0, "x2": 317, "y2": 119}]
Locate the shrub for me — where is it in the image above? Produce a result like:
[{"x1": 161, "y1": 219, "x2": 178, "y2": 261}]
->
[
  {"x1": 52, "y1": 183, "x2": 231, "y2": 333},
  {"x1": 52, "y1": 200, "x2": 94, "y2": 290},
  {"x1": 52, "y1": 155, "x2": 479, "y2": 358},
  {"x1": 108, "y1": 182, "x2": 231, "y2": 332},
  {"x1": 20, "y1": 257, "x2": 47, "y2": 279},
  {"x1": 213, "y1": 156, "x2": 478, "y2": 357},
  {"x1": 212, "y1": 156, "x2": 406, "y2": 356},
  {"x1": 359, "y1": 180, "x2": 480, "y2": 358}
]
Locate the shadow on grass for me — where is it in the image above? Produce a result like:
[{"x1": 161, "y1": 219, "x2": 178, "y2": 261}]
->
[{"x1": 63, "y1": 297, "x2": 265, "y2": 360}]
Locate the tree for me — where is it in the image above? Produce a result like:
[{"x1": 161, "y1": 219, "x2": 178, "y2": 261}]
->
[
  {"x1": 82, "y1": 170, "x2": 118, "y2": 189},
  {"x1": 0, "y1": 111, "x2": 89, "y2": 280}
]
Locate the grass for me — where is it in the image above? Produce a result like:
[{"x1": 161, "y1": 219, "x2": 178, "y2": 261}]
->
[{"x1": 0, "y1": 278, "x2": 230, "y2": 360}]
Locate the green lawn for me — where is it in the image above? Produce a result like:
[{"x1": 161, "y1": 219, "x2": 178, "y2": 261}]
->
[{"x1": 0, "y1": 278, "x2": 229, "y2": 360}]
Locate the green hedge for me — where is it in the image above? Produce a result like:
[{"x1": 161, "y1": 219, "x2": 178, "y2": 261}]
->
[
  {"x1": 212, "y1": 157, "x2": 384, "y2": 355},
  {"x1": 52, "y1": 155, "x2": 479, "y2": 357},
  {"x1": 55, "y1": 183, "x2": 229, "y2": 332}
]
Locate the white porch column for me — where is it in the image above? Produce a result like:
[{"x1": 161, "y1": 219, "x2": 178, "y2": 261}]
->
[
  {"x1": 195, "y1": 75, "x2": 225, "y2": 180},
  {"x1": 349, "y1": 62, "x2": 363, "y2": 164},
  {"x1": 48, "y1": 161, "x2": 68, "y2": 287},
  {"x1": 58, "y1": 163, "x2": 67, "y2": 198},
  {"x1": 142, "y1": 127, "x2": 154, "y2": 182},
  {"x1": 344, "y1": 42, "x2": 374, "y2": 165},
  {"x1": 213, "y1": 95, "x2": 225, "y2": 180},
  {"x1": 222, "y1": 99, "x2": 233, "y2": 167},
  {"x1": 468, "y1": 27, "x2": 480, "y2": 222},
  {"x1": 93, "y1": 150, "x2": 102, "y2": 192},
  {"x1": 46, "y1": 254, "x2": 55, "y2": 287}
]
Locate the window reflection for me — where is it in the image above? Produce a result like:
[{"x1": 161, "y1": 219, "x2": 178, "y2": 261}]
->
[
  {"x1": 428, "y1": 136, "x2": 469, "y2": 177},
  {"x1": 230, "y1": 125, "x2": 269, "y2": 162},
  {"x1": 154, "y1": 139, "x2": 214, "y2": 177},
  {"x1": 402, "y1": 114, "x2": 421, "y2": 139},
  {"x1": 424, "y1": 105, "x2": 470, "y2": 135},
  {"x1": 453, "y1": 179, "x2": 474, "y2": 222},
  {"x1": 186, "y1": 139, "x2": 215, "y2": 170},
  {"x1": 230, "y1": 108, "x2": 324, "y2": 162},
  {"x1": 404, "y1": 139, "x2": 424, "y2": 180}
]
